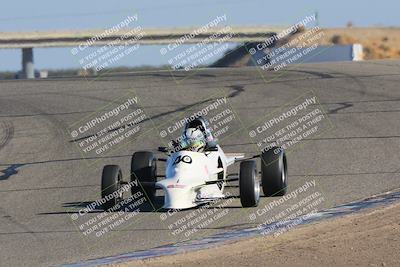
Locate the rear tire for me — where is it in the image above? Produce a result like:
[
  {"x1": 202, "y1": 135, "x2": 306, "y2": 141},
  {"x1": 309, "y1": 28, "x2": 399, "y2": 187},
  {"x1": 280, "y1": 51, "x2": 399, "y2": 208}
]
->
[
  {"x1": 261, "y1": 147, "x2": 288, "y2": 196},
  {"x1": 131, "y1": 151, "x2": 157, "y2": 202},
  {"x1": 239, "y1": 160, "x2": 260, "y2": 207},
  {"x1": 101, "y1": 165, "x2": 123, "y2": 211}
]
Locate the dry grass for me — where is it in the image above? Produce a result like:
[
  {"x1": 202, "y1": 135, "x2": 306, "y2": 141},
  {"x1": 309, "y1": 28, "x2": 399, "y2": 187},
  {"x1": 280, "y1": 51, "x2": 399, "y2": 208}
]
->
[{"x1": 319, "y1": 28, "x2": 400, "y2": 60}]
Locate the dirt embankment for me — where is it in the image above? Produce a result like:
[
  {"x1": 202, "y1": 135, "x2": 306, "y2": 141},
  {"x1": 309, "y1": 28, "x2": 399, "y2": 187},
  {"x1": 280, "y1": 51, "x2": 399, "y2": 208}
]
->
[
  {"x1": 115, "y1": 202, "x2": 400, "y2": 267},
  {"x1": 212, "y1": 27, "x2": 400, "y2": 67},
  {"x1": 320, "y1": 28, "x2": 400, "y2": 60}
]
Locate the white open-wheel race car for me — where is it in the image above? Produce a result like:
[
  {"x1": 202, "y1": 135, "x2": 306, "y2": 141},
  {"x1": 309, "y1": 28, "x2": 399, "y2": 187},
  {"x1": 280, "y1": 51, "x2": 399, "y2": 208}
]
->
[{"x1": 100, "y1": 117, "x2": 288, "y2": 211}]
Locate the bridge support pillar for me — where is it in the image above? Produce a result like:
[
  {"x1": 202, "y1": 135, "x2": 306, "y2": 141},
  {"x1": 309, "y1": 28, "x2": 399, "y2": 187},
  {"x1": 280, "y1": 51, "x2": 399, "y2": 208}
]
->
[{"x1": 22, "y1": 48, "x2": 34, "y2": 79}]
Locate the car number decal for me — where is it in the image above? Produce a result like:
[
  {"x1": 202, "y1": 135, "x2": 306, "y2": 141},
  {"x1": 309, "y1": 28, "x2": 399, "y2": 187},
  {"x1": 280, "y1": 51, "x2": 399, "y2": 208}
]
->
[{"x1": 173, "y1": 155, "x2": 192, "y2": 165}]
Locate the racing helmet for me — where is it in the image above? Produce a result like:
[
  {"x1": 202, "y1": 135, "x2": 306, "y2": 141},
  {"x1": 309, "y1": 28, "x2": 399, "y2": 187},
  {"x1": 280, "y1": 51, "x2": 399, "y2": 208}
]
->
[
  {"x1": 183, "y1": 127, "x2": 206, "y2": 152},
  {"x1": 184, "y1": 116, "x2": 214, "y2": 143}
]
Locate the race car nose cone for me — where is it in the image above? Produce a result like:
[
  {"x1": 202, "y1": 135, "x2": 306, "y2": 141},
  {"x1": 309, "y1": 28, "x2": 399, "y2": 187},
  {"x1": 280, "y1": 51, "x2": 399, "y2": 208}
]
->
[
  {"x1": 163, "y1": 187, "x2": 197, "y2": 210},
  {"x1": 156, "y1": 180, "x2": 197, "y2": 210}
]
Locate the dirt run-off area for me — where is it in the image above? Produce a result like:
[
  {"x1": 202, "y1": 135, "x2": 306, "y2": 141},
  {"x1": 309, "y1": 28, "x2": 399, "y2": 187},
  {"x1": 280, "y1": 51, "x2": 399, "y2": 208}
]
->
[{"x1": 113, "y1": 201, "x2": 400, "y2": 267}]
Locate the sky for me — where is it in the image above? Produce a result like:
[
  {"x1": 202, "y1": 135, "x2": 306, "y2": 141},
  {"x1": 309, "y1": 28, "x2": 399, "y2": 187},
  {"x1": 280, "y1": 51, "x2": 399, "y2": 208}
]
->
[{"x1": 0, "y1": 0, "x2": 399, "y2": 71}]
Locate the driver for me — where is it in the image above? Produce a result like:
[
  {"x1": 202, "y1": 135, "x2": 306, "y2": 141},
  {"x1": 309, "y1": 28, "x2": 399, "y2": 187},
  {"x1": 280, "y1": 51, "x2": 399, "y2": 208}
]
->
[
  {"x1": 183, "y1": 127, "x2": 207, "y2": 152},
  {"x1": 181, "y1": 116, "x2": 217, "y2": 152}
]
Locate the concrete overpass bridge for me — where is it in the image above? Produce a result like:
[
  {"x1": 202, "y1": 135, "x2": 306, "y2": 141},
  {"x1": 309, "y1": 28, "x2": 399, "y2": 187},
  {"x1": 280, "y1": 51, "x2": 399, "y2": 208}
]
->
[{"x1": 0, "y1": 26, "x2": 286, "y2": 78}]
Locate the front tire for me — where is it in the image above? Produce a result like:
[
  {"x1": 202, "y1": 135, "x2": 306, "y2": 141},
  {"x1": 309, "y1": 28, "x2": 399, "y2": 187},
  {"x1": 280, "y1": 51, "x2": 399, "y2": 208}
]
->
[
  {"x1": 261, "y1": 147, "x2": 288, "y2": 196},
  {"x1": 239, "y1": 160, "x2": 260, "y2": 207},
  {"x1": 101, "y1": 165, "x2": 123, "y2": 211},
  {"x1": 131, "y1": 151, "x2": 157, "y2": 202}
]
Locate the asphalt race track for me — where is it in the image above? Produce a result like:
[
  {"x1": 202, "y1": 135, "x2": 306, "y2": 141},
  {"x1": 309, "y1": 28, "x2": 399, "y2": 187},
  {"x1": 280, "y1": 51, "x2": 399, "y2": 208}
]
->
[{"x1": 0, "y1": 60, "x2": 399, "y2": 266}]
